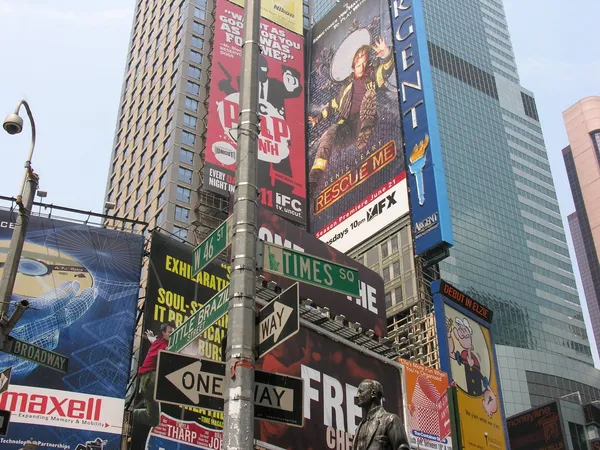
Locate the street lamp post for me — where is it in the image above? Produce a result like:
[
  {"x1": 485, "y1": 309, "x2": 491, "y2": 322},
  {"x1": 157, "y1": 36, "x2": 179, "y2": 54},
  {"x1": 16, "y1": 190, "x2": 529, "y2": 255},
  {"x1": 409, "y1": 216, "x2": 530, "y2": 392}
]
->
[{"x1": 0, "y1": 100, "x2": 39, "y2": 342}]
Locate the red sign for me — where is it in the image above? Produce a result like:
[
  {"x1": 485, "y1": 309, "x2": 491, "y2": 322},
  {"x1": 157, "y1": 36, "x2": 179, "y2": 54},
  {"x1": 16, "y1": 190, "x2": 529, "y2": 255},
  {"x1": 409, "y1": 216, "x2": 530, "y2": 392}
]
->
[{"x1": 204, "y1": 0, "x2": 306, "y2": 224}]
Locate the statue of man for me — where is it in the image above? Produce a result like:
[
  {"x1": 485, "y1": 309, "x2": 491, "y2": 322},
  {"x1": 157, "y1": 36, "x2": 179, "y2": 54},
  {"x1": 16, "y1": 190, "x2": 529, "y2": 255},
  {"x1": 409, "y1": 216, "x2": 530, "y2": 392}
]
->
[{"x1": 353, "y1": 379, "x2": 410, "y2": 450}]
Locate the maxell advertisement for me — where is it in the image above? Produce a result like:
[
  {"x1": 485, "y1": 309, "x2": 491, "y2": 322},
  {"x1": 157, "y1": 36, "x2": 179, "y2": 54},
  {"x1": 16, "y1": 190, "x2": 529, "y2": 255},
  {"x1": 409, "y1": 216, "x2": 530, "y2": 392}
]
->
[
  {"x1": 204, "y1": 0, "x2": 307, "y2": 225},
  {"x1": 132, "y1": 231, "x2": 229, "y2": 450},
  {"x1": 507, "y1": 401, "x2": 567, "y2": 450},
  {"x1": 229, "y1": 0, "x2": 304, "y2": 35},
  {"x1": 390, "y1": 0, "x2": 453, "y2": 257},
  {"x1": 400, "y1": 359, "x2": 452, "y2": 449},
  {"x1": 432, "y1": 280, "x2": 509, "y2": 450},
  {"x1": 258, "y1": 207, "x2": 387, "y2": 337},
  {"x1": 307, "y1": 0, "x2": 409, "y2": 252},
  {"x1": 0, "y1": 211, "x2": 144, "y2": 449}
]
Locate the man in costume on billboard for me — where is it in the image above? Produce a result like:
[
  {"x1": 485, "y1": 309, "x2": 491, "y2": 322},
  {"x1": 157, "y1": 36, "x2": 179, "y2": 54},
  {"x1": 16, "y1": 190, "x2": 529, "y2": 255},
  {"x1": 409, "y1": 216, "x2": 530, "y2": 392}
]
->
[
  {"x1": 353, "y1": 380, "x2": 410, "y2": 449},
  {"x1": 133, "y1": 322, "x2": 174, "y2": 428},
  {"x1": 308, "y1": 35, "x2": 394, "y2": 191},
  {"x1": 447, "y1": 317, "x2": 499, "y2": 418}
]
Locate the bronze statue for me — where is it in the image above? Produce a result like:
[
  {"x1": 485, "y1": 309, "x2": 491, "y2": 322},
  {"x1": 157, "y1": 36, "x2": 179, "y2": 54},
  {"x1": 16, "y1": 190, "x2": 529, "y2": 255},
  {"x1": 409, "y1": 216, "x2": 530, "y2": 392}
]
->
[{"x1": 353, "y1": 379, "x2": 410, "y2": 450}]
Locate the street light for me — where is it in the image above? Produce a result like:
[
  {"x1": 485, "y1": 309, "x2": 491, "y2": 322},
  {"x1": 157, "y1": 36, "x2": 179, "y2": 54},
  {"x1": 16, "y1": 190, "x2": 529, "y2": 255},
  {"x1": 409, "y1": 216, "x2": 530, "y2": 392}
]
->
[{"x1": 0, "y1": 100, "x2": 39, "y2": 342}]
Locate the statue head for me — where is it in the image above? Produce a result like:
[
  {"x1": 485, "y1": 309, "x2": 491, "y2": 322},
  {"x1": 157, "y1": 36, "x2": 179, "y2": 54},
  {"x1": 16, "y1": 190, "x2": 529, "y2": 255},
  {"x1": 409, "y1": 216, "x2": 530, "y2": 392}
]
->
[{"x1": 355, "y1": 379, "x2": 384, "y2": 408}]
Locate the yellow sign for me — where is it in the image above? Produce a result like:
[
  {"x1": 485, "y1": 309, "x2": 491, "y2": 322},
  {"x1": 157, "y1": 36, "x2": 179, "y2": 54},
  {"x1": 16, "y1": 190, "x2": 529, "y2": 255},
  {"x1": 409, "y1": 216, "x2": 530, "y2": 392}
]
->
[
  {"x1": 229, "y1": 0, "x2": 304, "y2": 35},
  {"x1": 444, "y1": 304, "x2": 508, "y2": 450}
]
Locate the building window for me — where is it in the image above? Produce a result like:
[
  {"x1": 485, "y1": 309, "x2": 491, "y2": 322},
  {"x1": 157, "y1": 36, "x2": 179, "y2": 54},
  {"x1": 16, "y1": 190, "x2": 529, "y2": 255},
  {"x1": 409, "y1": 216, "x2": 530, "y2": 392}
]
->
[
  {"x1": 157, "y1": 190, "x2": 165, "y2": 206},
  {"x1": 166, "y1": 119, "x2": 173, "y2": 133},
  {"x1": 151, "y1": 153, "x2": 158, "y2": 167},
  {"x1": 194, "y1": 7, "x2": 206, "y2": 21},
  {"x1": 182, "y1": 130, "x2": 196, "y2": 147},
  {"x1": 381, "y1": 242, "x2": 388, "y2": 258},
  {"x1": 173, "y1": 226, "x2": 188, "y2": 240},
  {"x1": 394, "y1": 286, "x2": 403, "y2": 305},
  {"x1": 382, "y1": 266, "x2": 390, "y2": 283},
  {"x1": 184, "y1": 114, "x2": 197, "y2": 129},
  {"x1": 391, "y1": 235, "x2": 398, "y2": 252},
  {"x1": 146, "y1": 188, "x2": 153, "y2": 203},
  {"x1": 188, "y1": 65, "x2": 201, "y2": 80},
  {"x1": 178, "y1": 166, "x2": 193, "y2": 183},
  {"x1": 175, "y1": 206, "x2": 190, "y2": 223},
  {"x1": 591, "y1": 130, "x2": 600, "y2": 166},
  {"x1": 190, "y1": 50, "x2": 202, "y2": 65},
  {"x1": 164, "y1": 134, "x2": 174, "y2": 150},
  {"x1": 392, "y1": 261, "x2": 400, "y2": 277},
  {"x1": 156, "y1": 209, "x2": 164, "y2": 226},
  {"x1": 185, "y1": 97, "x2": 199, "y2": 112},
  {"x1": 177, "y1": 186, "x2": 191, "y2": 203},
  {"x1": 385, "y1": 292, "x2": 392, "y2": 309},
  {"x1": 192, "y1": 36, "x2": 204, "y2": 49},
  {"x1": 144, "y1": 208, "x2": 151, "y2": 222},
  {"x1": 136, "y1": 185, "x2": 142, "y2": 200},
  {"x1": 161, "y1": 155, "x2": 170, "y2": 171},
  {"x1": 187, "y1": 81, "x2": 200, "y2": 95},
  {"x1": 180, "y1": 148, "x2": 194, "y2": 165},
  {"x1": 149, "y1": 169, "x2": 155, "y2": 184},
  {"x1": 167, "y1": 102, "x2": 175, "y2": 117},
  {"x1": 134, "y1": 203, "x2": 142, "y2": 217},
  {"x1": 159, "y1": 172, "x2": 168, "y2": 188},
  {"x1": 193, "y1": 22, "x2": 205, "y2": 35}
]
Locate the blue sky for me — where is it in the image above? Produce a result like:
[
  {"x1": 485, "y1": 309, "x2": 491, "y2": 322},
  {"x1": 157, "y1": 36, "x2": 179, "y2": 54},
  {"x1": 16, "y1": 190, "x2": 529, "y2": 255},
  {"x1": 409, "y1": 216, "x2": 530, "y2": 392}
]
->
[{"x1": 0, "y1": 1, "x2": 599, "y2": 358}]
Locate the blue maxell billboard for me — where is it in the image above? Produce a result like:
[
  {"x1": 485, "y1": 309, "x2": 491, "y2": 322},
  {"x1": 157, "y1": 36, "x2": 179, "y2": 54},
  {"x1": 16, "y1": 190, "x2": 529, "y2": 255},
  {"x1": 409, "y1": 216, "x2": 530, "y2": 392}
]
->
[{"x1": 389, "y1": 0, "x2": 453, "y2": 256}]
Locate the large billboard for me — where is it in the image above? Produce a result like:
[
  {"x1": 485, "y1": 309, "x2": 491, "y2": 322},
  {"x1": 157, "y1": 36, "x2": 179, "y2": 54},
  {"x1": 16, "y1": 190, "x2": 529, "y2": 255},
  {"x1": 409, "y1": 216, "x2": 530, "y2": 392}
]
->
[
  {"x1": 258, "y1": 207, "x2": 387, "y2": 337},
  {"x1": 204, "y1": 0, "x2": 307, "y2": 225},
  {"x1": 0, "y1": 211, "x2": 144, "y2": 449},
  {"x1": 400, "y1": 359, "x2": 452, "y2": 450},
  {"x1": 433, "y1": 280, "x2": 509, "y2": 450},
  {"x1": 389, "y1": 0, "x2": 453, "y2": 257},
  {"x1": 229, "y1": 0, "x2": 303, "y2": 35},
  {"x1": 132, "y1": 231, "x2": 230, "y2": 450},
  {"x1": 307, "y1": 0, "x2": 409, "y2": 253},
  {"x1": 507, "y1": 401, "x2": 567, "y2": 450}
]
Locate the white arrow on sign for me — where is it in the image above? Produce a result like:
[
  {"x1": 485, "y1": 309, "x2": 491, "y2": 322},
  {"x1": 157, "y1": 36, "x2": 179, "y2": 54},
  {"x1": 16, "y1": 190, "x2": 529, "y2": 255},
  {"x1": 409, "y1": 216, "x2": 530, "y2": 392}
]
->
[
  {"x1": 259, "y1": 301, "x2": 293, "y2": 344},
  {"x1": 165, "y1": 361, "x2": 225, "y2": 404}
]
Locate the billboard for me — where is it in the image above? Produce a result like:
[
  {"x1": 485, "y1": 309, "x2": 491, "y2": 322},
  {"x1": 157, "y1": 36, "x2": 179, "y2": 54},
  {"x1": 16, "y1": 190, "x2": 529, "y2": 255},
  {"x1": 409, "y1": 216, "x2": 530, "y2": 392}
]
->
[
  {"x1": 306, "y1": 0, "x2": 409, "y2": 253},
  {"x1": 0, "y1": 211, "x2": 144, "y2": 449},
  {"x1": 229, "y1": 0, "x2": 303, "y2": 35},
  {"x1": 389, "y1": 0, "x2": 453, "y2": 257},
  {"x1": 132, "y1": 231, "x2": 230, "y2": 450},
  {"x1": 400, "y1": 359, "x2": 452, "y2": 450},
  {"x1": 507, "y1": 401, "x2": 567, "y2": 450},
  {"x1": 432, "y1": 280, "x2": 509, "y2": 450},
  {"x1": 258, "y1": 207, "x2": 387, "y2": 337},
  {"x1": 204, "y1": 0, "x2": 307, "y2": 225}
]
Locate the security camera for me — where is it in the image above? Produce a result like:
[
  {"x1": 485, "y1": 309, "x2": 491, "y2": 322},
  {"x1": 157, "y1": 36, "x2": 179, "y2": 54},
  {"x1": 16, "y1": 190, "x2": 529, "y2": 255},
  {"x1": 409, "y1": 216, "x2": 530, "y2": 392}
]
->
[{"x1": 3, "y1": 113, "x2": 23, "y2": 135}]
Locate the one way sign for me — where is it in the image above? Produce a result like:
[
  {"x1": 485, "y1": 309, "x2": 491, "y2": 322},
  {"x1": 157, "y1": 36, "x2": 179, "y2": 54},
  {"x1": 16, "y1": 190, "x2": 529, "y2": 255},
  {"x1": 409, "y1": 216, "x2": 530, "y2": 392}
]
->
[{"x1": 257, "y1": 283, "x2": 299, "y2": 359}]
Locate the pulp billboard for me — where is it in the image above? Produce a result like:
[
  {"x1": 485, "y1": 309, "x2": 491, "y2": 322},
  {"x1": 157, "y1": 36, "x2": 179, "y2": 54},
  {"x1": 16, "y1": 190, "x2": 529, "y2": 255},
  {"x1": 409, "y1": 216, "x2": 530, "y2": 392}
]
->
[
  {"x1": 389, "y1": 0, "x2": 453, "y2": 257},
  {"x1": 400, "y1": 359, "x2": 452, "y2": 449},
  {"x1": 0, "y1": 211, "x2": 144, "y2": 449},
  {"x1": 204, "y1": 0, "x2": 307, "y2": 225},
  {"x1": 507, "y1": 401, "x2": 567, "y2": 450},
  {"x1": 132, "y1": 231, "x2": 229, "y2": 450},
  {"x1": 432, "y1": 280, "x2": 509, "y2": 450},
  {"x1": 307, "y1": 0, "x2": 409, "y2": 253},
  {"x1": 228, "y1": 0, "x2": 304, "y2": 35}
]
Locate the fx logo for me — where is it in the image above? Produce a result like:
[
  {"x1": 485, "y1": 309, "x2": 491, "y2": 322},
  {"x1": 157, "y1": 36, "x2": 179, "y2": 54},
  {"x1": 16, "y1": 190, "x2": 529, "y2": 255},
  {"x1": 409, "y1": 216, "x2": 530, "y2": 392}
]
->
[{"x1": 366, "y1": 192, "x2": 397, "y2": 222}]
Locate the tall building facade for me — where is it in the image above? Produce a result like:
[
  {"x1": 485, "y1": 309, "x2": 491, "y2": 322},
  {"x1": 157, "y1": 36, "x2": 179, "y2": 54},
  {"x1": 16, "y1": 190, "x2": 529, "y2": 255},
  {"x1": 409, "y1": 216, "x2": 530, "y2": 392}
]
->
[
  {"x1": 563, "y1": 96, "x2": 600, "y2": 358},
  {"x1": 312, "y1": 0, "x2": 600, "y2": 416}
]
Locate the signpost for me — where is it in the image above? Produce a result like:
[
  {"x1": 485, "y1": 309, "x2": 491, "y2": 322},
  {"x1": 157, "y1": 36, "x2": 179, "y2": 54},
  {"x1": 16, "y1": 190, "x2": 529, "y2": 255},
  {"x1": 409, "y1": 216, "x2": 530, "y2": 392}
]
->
[
  {"x1": 0, "y1": 367, "x2": 11, "y2": 396},
  {"x1": 167, "y1": 286, "x2": 229, "y2": 353},
  {"x1": 155, "y1": 351, "x2": 303, "y2": 426},
  {"x1": 3, "y1": 336, "x2": 68, "y2": 373},
  {"x1": 192, "y1": 216, "x2": 233, "y2": 276},
  {"x1": 261, "y1": 242, "x2": 360, "y2": 297},
  {"x1": 257, "y1": 283, "x2": 299, "y2": 358}
]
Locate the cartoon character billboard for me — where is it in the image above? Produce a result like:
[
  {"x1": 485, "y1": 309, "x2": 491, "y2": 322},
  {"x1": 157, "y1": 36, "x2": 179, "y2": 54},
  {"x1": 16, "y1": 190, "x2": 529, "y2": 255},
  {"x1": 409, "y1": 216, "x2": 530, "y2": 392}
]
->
[
  {"x1": 432, "y1": 280, "x2": 509, "y2": 450},
  {"x1": 0, "y1": 210, "x2": 144, "y2": 449},
  {"x1": 229, "y1": 0, "x2": 304, "y2": 35},
  {"x1": 307, "y1": 0, "x2": 409, "y2": 252},
  {"x1": 204, "y1": 0, "x2": 307, "y2": 225}
]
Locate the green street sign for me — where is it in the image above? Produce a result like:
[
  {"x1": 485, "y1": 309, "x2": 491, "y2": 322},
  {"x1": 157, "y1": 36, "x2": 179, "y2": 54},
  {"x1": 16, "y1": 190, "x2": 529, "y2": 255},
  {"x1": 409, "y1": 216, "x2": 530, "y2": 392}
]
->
[
  {"x1": 3, "y1": 336, "x2": 68, "y2": 373},
  {"x1": 192, "y1": 216, "x2": 233, "y2": 277},
  {"x1": 168, "y1": 286, "x2": 229, "y2": 353},
  {"x1": 262, "y1": 242, "x2": 360, "y2": 297}
]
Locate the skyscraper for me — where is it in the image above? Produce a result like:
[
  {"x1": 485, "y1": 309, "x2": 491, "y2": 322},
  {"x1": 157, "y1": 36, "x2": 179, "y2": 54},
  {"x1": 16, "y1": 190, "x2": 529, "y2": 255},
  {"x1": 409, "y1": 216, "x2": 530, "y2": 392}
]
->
[
  {"x1": 311, "y1": 0, "x2": 600, "y2": 416},
  {"x1": 563, "y1": 96, "x2": 600, "y2": 359}
]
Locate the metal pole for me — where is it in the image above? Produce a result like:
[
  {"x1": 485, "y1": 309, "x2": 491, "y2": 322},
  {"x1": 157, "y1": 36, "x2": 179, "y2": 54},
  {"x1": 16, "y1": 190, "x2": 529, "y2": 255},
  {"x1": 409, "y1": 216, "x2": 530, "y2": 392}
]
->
[{"x1": 223, "y1": 0, "x2": 261, "y2": 446}]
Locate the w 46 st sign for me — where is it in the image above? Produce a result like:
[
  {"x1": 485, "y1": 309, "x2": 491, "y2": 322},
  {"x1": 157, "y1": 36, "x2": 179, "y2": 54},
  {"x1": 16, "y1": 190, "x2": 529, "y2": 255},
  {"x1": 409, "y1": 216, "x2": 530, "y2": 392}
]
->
[{"x1": 192, "y1": 216, "x2": 233, "y2": 276}]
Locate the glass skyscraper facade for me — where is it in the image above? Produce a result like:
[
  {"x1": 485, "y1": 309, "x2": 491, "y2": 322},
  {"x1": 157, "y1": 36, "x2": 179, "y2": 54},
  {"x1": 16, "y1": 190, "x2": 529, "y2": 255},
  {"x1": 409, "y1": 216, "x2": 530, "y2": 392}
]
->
[{"x1": 312, "y1": 0, "x2": 600, "y2": 416}]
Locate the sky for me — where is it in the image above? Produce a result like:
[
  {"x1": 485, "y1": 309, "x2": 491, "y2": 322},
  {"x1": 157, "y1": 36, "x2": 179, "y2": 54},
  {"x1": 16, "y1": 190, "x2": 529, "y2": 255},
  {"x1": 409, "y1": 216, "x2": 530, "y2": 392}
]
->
[{"x1": 0, "y1": 1, "x2": 599, "y2": 355}]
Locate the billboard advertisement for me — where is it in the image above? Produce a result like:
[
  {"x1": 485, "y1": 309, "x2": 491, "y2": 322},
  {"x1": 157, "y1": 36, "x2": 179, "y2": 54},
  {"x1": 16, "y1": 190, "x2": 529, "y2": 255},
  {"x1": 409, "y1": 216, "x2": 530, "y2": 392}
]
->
[
  {"x1": 0, "y1": 211, "x2": 144, "y2": 449},
  {"x1": 432, "y1": 280, "x2": 509, "y2": 450},
  {"x1": 132, "y1": 231, "x2": 230, "y2": 450},
  {"x1": 204, "y1": 0, "x2": 307, "y2": 225},
  {"x1": 507, "y1": 401, "x2": 567, "y2": 450},
  {"x1": 389, "y1": 0, "x2": 453, "y2": 257},
  {"x1": 307, "y1": 0, "x2": 408, "y2": 253},
  {"x1": 257, "y1": 207, "x2": 387, "y2": 337},
  {"x1": 229, "y1": 0, "x2": 304, "y2": 35},
  {"x1": 400, "y1": 359, "x2": 452, "y2": 450}
]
